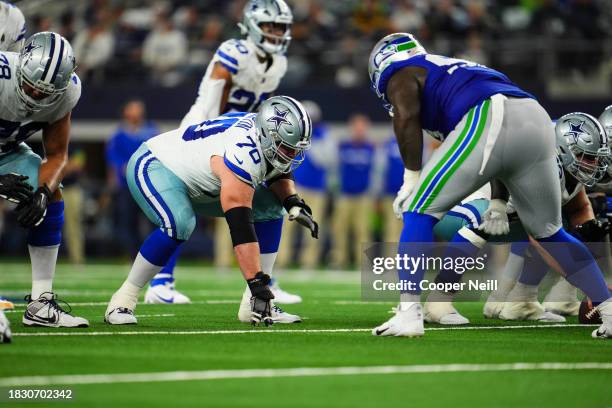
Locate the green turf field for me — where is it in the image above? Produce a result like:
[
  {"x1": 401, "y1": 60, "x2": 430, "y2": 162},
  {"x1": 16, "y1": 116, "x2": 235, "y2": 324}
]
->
[{"x1": 0, "y1": 262, "x2": 610, "y2": 408}]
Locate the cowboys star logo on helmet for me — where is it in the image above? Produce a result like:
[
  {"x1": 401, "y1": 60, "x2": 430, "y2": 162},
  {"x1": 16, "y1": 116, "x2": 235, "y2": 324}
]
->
[{"x1": 266, "y1": 106, "x2": 291, "y2": 131}]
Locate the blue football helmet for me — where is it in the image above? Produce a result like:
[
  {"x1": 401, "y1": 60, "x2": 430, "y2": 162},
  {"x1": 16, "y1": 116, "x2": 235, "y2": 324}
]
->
[{"x1": 368, "y1": 33, "x2": 426, "y2": 112}]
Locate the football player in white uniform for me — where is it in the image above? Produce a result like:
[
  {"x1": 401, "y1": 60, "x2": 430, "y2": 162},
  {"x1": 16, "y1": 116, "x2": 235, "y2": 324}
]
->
[
  {"x1": 0, "y1": 1, "x2": 26, "y2": 53},
  {"x1": 145, "y1": 0, "x2": 303, "y2": 309},
  {"x1": 0, "y1": 0, "x2": 25, "y2": 326},
  {"x1": 105, "y1": 96, "x2": 316, "y2": 326},
  {"x1": 0, "y1": 32, "x2": 88, "y2": 329}
]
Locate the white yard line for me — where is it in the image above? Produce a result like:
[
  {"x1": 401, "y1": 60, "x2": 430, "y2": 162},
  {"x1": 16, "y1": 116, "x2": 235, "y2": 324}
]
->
[
  {"x1": 137, "y1": 314, "x2": 175, "y2": 318},
  {"x1": 1, "y1": 362, "x2": 610, "y2": 387},
  {"x1": 12, "y1": 323, "x2": 596, "y2": 337}
]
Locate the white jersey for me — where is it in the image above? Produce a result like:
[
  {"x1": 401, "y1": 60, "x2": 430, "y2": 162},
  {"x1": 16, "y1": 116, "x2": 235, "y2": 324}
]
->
[
  {"x1": 0, "y1": 52, "x2": 81, "y2": 155},
  {"x1": 0, "y1": 2, "x2": 26, "y2": 52},
  {"x1": 146, "y1": 112, "x2": 270, "y2": 204},
  {"x1": 181, "y1": 38, "x2": 287, "y2": 126}
]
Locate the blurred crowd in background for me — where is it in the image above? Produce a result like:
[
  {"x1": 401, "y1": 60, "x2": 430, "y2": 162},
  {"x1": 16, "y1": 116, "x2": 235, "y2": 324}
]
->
[
  {"x1": 18, "y1": 0, "x2": 612, "y2": 88},
  {"x1": 0, "y1": 0, "x2": 610, "y2": 268}
]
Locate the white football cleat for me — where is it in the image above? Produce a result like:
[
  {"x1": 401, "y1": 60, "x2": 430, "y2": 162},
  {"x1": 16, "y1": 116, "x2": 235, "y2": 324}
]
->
[
  {"x1": 499, "y1": 301, "x2": 565, "y2": 322},
  {"x1": 543, "y1": 279, "x2": 579, "y2": 316},
  {"x1": 22, "y1": 292, "x2": 89, "y2": 328},
  {"x1": 424, "y1": 301, "x2": 469, "y2": 325},
  {"x1": 483, "y1": 299, "x2": 505, "y2": 319},
  {"x1": 105, "y1": 307, "x2": 138, "y2": 325},
  {"x1": 269, "y1": 281, "x2": 302, "y2": 304},
  {"x1": 237, "y1": 285, "x2": 301, "y2": 323},
  {"x1": 145, "y1": 282, "x2": 191, "y2": 304},
  {"x1": 592, "y1": 300, "x2": 612, "y2": 339},
  {"x1": 0, "y1": 309, "x2": 12, "y2": 344},
  {"x1": 372, "y1": 302, "x2": 425, "y2": 337}
]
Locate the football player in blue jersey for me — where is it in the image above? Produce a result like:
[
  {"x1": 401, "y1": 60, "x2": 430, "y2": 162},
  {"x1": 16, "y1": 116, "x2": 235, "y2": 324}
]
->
[{"x1": 368, "y1": 32, "x2": 612, "y2": 339}]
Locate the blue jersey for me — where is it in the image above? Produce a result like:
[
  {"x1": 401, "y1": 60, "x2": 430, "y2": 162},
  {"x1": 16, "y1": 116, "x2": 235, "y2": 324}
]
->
[
  {"x1": 293, "y1": 124, "x2": 327, "y2": 191},
  {"x1": 379, "y1": 54, "x2": 534, "y2": 137},
  {"x1": 338, "y1": 140, "x2": 375, "y2": 195}
]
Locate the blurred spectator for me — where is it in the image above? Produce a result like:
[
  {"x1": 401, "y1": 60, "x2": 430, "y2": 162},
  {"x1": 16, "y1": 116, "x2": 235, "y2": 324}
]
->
[
  {"x1": 62, "y1": 146, "x2": 86, "y2": 265},
  {"x1": 377, "y1": 136, "x2": 404, "y2": 244},
  {"x1": 105, "y1": 100, "x2": 159, "y2": 256},
  {"x1": 456, "y1": 31, "x2": 489, "y2": 65},
  {"x1": 330, "y1": 114, "x2": 376, "y2": 269},
  {"x1": 391, "y1": 1, "x2": 425, "y2": 33},
  {"x1": 142, "y1": 12, "x2": 188, "y2": 86},
  {"x1": 72, "y1": 8, "x2": 115, "y2": 83},
  {"x1": 278, "y1": 101, "x2": 332, "y2": 268},
  {"x1": 58, "y1": 11, "x2": 77, "y2": 43}
]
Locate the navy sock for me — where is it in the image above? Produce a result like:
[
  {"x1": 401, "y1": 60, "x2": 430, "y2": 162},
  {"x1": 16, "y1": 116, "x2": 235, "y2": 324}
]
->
[
  {"x1": 434, "y1": 230, "x2": 482, "y2": 290},
  {"x1": 28, "y1": 201, "x2": 64, "y2": 246},
  {"x1": 151, "y1": 247, "x2": 183, "y2": 286},
  {"x1": 140, "y1": 229, "x2": 184, "y2": 267},
  {"x1": 538, "y1": 228, "x2": 611, "y2": 304},
  {"x1": 254, "y1": 218, "x2": 283, "y2": 254},
  {"x1": 517, "y1": 248, "x2": 549, "y2": 286},
  {"x1": 399, "y1": 212, "x2": 438, "y2": 295}
]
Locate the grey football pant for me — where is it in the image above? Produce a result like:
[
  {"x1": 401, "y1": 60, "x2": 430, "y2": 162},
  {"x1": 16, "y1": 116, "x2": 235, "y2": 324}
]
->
[{"x1": 405, "y1": 94, "x2": 561, "y2": 239}]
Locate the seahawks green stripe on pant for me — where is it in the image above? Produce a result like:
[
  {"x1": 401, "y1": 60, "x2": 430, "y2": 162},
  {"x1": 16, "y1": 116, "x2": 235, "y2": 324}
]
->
[
  {"x1": 406, "y1": 99, "x2": 490, "y2": 218},
  {"x1": 126, "y1": 144, "x2": 285, "y2": 241}
]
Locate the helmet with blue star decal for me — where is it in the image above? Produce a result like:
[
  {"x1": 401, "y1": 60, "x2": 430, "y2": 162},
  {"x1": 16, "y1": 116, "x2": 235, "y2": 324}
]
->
[
  {"x1": 556, "y1": 112, "x2": 610, "y2": 187},
  {"x1": 368, "y1": 32, "x2": 426, "y2": 112},
  {"x1": 17, "y1": 31, "x2": 76, "y2": 113},
  {"x1": 256, "y1": 95, "x2": 311, "y2": 173}
]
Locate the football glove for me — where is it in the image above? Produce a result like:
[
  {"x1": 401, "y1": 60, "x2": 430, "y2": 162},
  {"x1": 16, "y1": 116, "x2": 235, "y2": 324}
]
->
[
  {"x1": 247, "y1": 272, "x2": 274, "y2": 326},
  {"x1": 392, "y1": 169, "x2": 421, "y2": 218},
  {"x1": 478, "y1": 199, "x2": 510, "y2": 236},
  {"x1": 0, "y1": 173, "x2": 33, "y2": 204},
  {"x1": 572, "y1": 219, "x2": 610, "y2": 242},
  {"x1": 16, "y1": 185, "x2": 51, "y2": 228},
  {"x1": 283, "y1": 194, "x2": 319, "y2": 239}
]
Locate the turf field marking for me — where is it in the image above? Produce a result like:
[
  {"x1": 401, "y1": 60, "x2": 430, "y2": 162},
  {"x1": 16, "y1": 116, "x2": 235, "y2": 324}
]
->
[
  {"x1": 138, "y1": 314, "x2": 175, "y2": 318},
  {"x1": 9, "y1": 300, "x2": 241, "y2": 308},
  {"x1": 12, "y1": 323, "x2": 597, "y2": 337},
  {"x1": 1, "y1": 362, "x2": 610, "y2": 386}
]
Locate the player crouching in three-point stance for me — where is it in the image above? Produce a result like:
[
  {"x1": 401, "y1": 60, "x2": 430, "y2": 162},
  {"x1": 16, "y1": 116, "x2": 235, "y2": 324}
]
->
[
  {"x1": 105, "y1": 96, "x2": 316, "y2": 326},
  {"x1": 368, "y1": 33, "x2": 612, "y2": 339},
  {"x1": 0, "y1": 32, "x2": 87, "y2": 330}
]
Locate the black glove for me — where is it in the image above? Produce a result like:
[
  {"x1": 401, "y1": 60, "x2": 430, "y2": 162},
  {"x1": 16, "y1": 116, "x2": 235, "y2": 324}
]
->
[
  {"x1": 246, "y1": 272, "x2": 274, "y2": 326},
  {"x1": 16, "y1": 185, "x2": 51, "y2": 228},
  {"x1": 283, "y1": 194, "x2": 319, "y2": 239},
  {"x1": 0, "y1": 173, "x2": 33, "y2": 203},
  {"x1": 572, "y1": 219, "x2": 610, "y2": 242}
]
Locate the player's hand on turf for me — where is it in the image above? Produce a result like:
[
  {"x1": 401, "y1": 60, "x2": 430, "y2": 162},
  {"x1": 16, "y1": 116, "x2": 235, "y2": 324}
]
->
[
  {"x1": 16, "y1": 185, "x2": 51, "y2": 228},
  {"x1": 0, "y1": 173, "x2": 33, "y2": 204},
  {"x1": 247, "y1": 272, "x2": 274, "y2": 326},
  {"x1": 478, "y1": 199, "x2": 509, "y2": 235},
  {"x1": 392, "y1": 169, "x2": 421, "y2": 219},
  {"x1": 283, "y1": 194, "x2": 319, "y2": 238}
]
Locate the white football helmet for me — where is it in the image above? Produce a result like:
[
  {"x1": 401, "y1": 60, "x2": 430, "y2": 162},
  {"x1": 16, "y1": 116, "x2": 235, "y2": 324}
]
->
[{"x1": 239, "y1": 0, "x2": 292, "y2": 55}]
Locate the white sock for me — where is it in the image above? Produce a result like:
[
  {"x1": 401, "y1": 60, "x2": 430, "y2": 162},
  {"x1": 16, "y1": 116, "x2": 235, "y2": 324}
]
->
[
  {"x1": 489, "y1": 252, "x2": 525, "y2": 302},
  {"x1": 108, "y1": 253, "x2": 162, "y2": 313},
  {"x1": 400, "y1": 292, "x2": 421, "y2": 309},
  {"x1": 544, "y1": 278, "x2": 578, "y2": 303},
  {"x1": 507, "y1": 282, "x2": 539, "y2": 302},
  {"x1": 29, "y1": 245, "x2": 59, "y2": 299},
  {"x1": 261, "y1": 252, "x2": 278, "y2": 278},
  {"x1": 427, "y1": 290, "x2": 455, "y2": 303}
]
